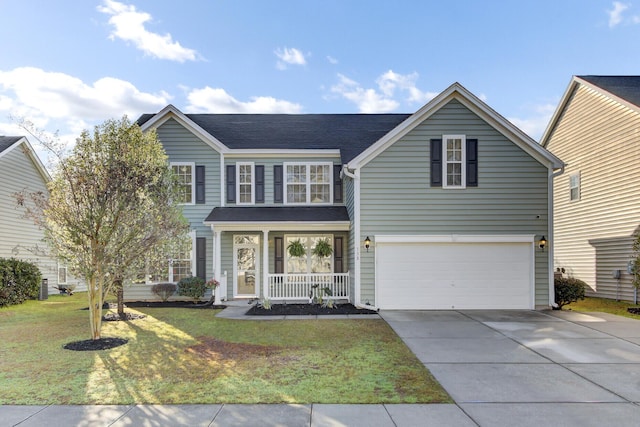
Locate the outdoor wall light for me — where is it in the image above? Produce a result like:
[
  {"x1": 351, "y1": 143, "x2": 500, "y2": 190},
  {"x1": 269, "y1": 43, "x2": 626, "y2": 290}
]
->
[
  {"x1": 364, "y1": 236, "x2": 371, "y2": 252},
  {"x1": 538, "y1": 236, "x2": 547, "y2": 251}
]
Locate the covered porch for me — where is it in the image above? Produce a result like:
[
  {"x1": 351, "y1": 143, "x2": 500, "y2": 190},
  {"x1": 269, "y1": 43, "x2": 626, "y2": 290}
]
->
[{"x1": 205, "y1": 206, "x2": 352, "y2": 302}]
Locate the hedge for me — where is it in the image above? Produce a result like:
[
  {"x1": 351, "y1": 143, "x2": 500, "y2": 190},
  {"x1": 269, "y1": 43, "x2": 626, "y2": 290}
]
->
[
  {"x1": 554, "y1": 276, "x2": 586, "y2": 310},
  {"x1": 0, "y1": 258, "x2": 42, "y2": 307}
]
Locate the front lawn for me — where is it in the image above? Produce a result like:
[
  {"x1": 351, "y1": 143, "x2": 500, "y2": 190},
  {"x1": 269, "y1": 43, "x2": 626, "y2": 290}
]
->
[
  {"x1": 0, "y1": 293, "x2": 450, "y2": 405},
  {"x1": 563, "y1": 296, "x2": 640, "y2": 319}
]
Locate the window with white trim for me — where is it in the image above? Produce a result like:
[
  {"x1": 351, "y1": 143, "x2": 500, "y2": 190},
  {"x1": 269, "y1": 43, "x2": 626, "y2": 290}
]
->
[
  {"x1": 570, "y1": 172, "x2": 581, "y2": 201},
  {"x1": 443, "y1": 135, "x2": 466, "y2": 188},
  {"x1": 285, "y1": 235, "x2": 333, "y2": 273},
  {"x1": 236, "y1": 162, "x2": 255, "y2": 205},
  {"x1": 171, "y1": 162, "x2": 195, "y2": 204},
  {"x1": 284, "y1": 162, "x2": 332, "y2": 204},
  {"x1": 58, "y1": 264, "x2": 67, "y2": 284}
]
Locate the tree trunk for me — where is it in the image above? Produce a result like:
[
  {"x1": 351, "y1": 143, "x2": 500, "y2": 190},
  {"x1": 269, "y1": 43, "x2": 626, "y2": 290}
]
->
[
  {"x1": 88, "y1": 276, "x2": 103, "y2": 340},
  {"x1": 116, "y1": 280, "x2": 125, "y2": 319}
]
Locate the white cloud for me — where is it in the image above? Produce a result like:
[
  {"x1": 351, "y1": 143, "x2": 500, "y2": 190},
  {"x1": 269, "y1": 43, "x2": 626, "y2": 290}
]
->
[
  {"x1": 330, "y1": 70, "x2": 436, "y2": 113},
  {"x1": 0, "y1": 67, "x2": 171, "y2": 158},
  {"x1": 98, "y1": 0, "x2": 199, "y2": 62},
  {"x1": 327, "y1": 56, "x2": 338, "y2": 65},
  {"x1": 186, "y1": 87, "x2": 303, "y2": 113},
  {"x1": 508, "y1": 102, "x2": 558, "y2": 141},
  {"x1": 274, "y1": 47, "x2": 307, "y2": 70},
  {"x1": 608, "y1": 1, "x2": 630, "y2": 27}
]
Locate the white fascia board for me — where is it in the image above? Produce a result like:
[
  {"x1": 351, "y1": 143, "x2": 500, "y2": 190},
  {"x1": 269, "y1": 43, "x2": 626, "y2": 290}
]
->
[
  {"x1": 348, "y1": 82, "x2": 563, "y2": 171},
  {"x1": 0, "y1": 137, "x2": 51, "y2": 182},
  {"x1": 375, "y1": 234, "x2": 535, "y2": 244},
  {"x1": 206, "y1": 221, "x2": 350, "y2": 232},
  {"x1": 225, "y1": 149, "x2": 341, "y2": 158},
  {"x1": 139, "y1": 104, "x2": 229, "y2": 153}
]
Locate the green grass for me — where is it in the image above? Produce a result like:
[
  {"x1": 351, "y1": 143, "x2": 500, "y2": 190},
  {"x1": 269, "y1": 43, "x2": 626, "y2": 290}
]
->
[
  {"x1": 0, "y1": 293, "x2": 451, "y2": 405},
  {"x1": 564, "y1": 296, "x2": 640, "y2": 319}
]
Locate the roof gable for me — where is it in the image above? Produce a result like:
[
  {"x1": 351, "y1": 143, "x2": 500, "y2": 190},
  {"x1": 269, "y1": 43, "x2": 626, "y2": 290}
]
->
[
  {"x1": 348, "y1": 82, "x2": 563, "y2": 170},
  {"x1": 541, "y1": 76, "x2": 640, "y2": 147},
  {"x1": 0, "y1": 136, "x2": 50, "y2": 182}
]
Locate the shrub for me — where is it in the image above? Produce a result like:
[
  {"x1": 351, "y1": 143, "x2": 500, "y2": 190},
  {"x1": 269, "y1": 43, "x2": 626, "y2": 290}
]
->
[
  {"x1": 177, "y1": 276, "x2": 207, "y2": 301},
  {"x1": 0, "y1": 258, "x2": 42, "y2": 307},
  {"x1": 151, "y1": 282, "x2": 177, "y2": 302},
  {"x1": 554, "y1": 276, "x2": 586, "y2": 310}
]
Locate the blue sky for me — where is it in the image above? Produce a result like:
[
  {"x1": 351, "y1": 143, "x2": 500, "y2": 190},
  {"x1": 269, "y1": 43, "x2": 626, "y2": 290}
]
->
[{"x1": 0, "y1": 0, "x2": 638, "y2": 160}]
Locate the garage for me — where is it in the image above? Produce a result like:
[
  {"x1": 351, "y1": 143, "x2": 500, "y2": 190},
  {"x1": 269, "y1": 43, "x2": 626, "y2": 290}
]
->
[{"x1": 376, "y1": 235, "x2": 534, "y2": 310}]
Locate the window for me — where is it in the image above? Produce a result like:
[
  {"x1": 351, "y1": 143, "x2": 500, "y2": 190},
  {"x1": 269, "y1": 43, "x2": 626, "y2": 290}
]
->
[
  {"x1": 58, "y1": 265, "x2": 67, "y2": 284},
  {"x1": 284, "y1": 162, "x2": 332, "y2": 204},
  {"x1": 285, "y1": 235, "x2": 333, "y2": 273},
  {"x1": 236, "y1": 162, "x2": 255, "y2": 205},
  {"x1": 171, "y1": 162, "x2": 195, "y2": 204},
  {"x1": 170, "y1": 231, "x2": 196, "y2": 283},
  {"x1": 570, "y1": 172, "x2": 581, "y2": 201},
  {"x1": 443, "y1": 135, "x2": 466, "y2": 188}
]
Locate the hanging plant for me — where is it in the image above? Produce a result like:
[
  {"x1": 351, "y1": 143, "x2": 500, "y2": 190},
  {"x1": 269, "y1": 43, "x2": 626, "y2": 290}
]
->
[
  {"x1": 312, "y1": 238, "x2": 333, "y2": 258},
  {"x1": 287, "y1": 239, "x2": 306, "y2": 257}
]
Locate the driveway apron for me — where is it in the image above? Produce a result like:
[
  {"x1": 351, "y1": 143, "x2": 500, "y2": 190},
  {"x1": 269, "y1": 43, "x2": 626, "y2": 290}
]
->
[{"x1": 381, "y1": 309, "x2": 640, "y2": 426}]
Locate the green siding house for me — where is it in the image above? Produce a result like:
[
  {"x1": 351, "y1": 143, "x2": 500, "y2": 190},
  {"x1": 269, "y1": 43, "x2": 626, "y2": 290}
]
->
[{"x1": 135, "y1": 83, "x2": 563, "y2": 310}]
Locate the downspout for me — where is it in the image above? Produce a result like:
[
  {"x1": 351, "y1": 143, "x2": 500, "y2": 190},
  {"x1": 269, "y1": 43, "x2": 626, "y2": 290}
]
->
[
  {"x1": 548, "y1": 164, "x2": 565, "y2": 309},
  {"x1": 342, "y1": 165, "x2": 379, "y2": 311}
]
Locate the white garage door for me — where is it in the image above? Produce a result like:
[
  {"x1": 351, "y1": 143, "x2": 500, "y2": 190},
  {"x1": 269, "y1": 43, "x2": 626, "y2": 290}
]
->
[{"x1": 376, "y1": 238, "x2": 533, "y2": 310}]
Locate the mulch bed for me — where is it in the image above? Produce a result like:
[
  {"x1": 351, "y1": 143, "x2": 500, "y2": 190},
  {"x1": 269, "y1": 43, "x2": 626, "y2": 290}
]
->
[
  {"x1": 124, "y1": 301, "x2": 227, "y2": 309},
  {"x1": 246, "y1": 303, "x2": 378, "y2": 316},
  {"x1": 63, "y1": 337, "x2": 128, "y2": 351},
  {"x1": 627, "y1": 308, "x2": 640, "y2": 315}
]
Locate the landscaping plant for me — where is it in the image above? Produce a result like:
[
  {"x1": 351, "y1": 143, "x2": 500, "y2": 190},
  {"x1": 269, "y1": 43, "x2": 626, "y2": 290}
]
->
[
  {"x1": 151, "y1": 283, "x2": 177, "y2": 302},
  {"x1": 0, "y1": 258, "x2": 42, "y2": 307},
  {"x1": 554, "y1": 276, "x2": 586, "y2": 309},
  {"x1": 15, "y1": 117, "x2": 189, "y2": 340},
  {"x1": 177, "y1": 276, "x2": 207, "y2": 302}
]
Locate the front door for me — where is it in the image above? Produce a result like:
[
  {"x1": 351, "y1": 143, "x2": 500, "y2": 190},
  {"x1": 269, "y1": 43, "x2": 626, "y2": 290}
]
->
[{"x1": 233, "y1": 235, "x2": 260, "y2": 297}]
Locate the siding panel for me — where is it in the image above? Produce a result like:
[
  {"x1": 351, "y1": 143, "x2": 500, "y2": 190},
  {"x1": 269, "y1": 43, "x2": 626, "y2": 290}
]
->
[{"x1": 546, "y1": 85, "x2": 640, "y2": 301}]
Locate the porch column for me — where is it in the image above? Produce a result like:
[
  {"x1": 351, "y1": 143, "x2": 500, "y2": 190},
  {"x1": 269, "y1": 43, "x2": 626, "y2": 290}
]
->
[
  {"x1": 262, "y1": 229, "x2": 269, "y2": 299},
  {"x1": 213, "y1": 228, "x2": 223, "y2": 304}
]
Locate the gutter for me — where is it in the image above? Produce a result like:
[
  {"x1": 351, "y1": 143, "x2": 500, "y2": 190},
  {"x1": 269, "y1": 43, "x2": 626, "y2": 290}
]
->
[
  {"x1": 341, "y1": 165, "x2": 362, "y2": 307},
  {"x1": 548, "y1": 164, "x2": 565, "y2": 309}
]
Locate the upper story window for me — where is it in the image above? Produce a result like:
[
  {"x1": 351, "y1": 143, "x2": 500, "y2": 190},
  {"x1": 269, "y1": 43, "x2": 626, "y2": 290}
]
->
[
  {"x1": 570, "y1": 172, "x2": 581, "y2": 201},
  {"x1": 171, "y1": 162, "x2": 195, "y2": 204},
  {"x1": 237, "y1": 162, "x2": 255, "y2": 205},
  {"x1": 284, "y1": 162, "x2": 332, "y2": 204},
  {"x1": 443, "y1": 135, "x2": 466, "y2": 188}
]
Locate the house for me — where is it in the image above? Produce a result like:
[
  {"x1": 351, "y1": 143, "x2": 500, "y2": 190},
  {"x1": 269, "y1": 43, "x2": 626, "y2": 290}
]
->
[
  {"x1": 0, "y1": 136, "x2": 63, "y2": 294},
  {"x1": 133, "y1": 82, "x2": 563, "y2": 309},
  {"x1": 541, "y1": 76, "x2": 640, "y2": 302}
]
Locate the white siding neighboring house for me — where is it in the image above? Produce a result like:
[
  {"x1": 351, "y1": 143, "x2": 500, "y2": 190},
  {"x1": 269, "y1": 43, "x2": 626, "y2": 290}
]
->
[
  {"x1": 541, "y1": 76, "x2": 640, "y2": 302},
  {"x1": 0, "y1": 136, "x2": 61, "y2": 293}
]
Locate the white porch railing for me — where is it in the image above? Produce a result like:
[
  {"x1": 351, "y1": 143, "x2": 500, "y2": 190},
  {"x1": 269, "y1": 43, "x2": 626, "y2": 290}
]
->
[{"x1": 268, "y1": 272, "x2": 350, "y2": 301}]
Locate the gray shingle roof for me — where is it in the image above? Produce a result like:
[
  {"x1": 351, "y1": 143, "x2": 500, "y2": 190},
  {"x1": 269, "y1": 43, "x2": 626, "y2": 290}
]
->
[
  {"x1": 578, "y1": 76, "x2": 640, "y2": 108},
  {"x1": 0, "y1": 136, "x2": 22, "y2": 154},
  {"x1": 205, "y1": 206, "x2": 350, "y2": 223},
  {"x1": 138, "y1": 113, "x2": 411, "y2": 163}
]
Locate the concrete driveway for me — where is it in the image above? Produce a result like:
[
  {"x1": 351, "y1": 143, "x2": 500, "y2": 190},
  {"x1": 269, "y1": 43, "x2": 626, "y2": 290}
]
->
[{"x1": 380, "y1": 309, "x2": 640, "y2": 426}]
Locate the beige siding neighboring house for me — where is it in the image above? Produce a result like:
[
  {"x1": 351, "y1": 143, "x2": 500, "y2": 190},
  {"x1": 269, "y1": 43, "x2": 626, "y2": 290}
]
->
[
  {"x1": 541, "y1": 76, "x2": 640, "y2": 302},
  {"x1": 0, "y1": 136, "x2": 62, "y2": 293}
]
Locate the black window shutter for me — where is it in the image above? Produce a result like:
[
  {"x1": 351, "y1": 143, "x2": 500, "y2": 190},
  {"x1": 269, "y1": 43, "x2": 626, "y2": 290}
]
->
[
  {"x1": 274, "y1": 237, "x2": 284, "y2": 274},
  {"x1": 466, "y1": 139, "x2": 478, "y2": 187},
  {"x1": 430, "y1": 139, "x2": 442, "y2": 187},
  {"x1": 196, "y1": 237, "x2": 206, "y2": 280},
  {"x1": 334, "y1": 236, "x2": 344, "y2": 273},
  {"x1": 333, "y1": 165, "x2": 343, "y2": 203},
  {"x1": 255, "y1": 165, "x2": 265, "y2": 203},
  {"x1": 195, "y1": 165, "x2": 205, "y2": 204},
  {"x1": 274, "y1": 165, "x2": 283, "y2": 203},
  {"x1": 226, "y1": 165, "x2": 236, "y2": 203}
]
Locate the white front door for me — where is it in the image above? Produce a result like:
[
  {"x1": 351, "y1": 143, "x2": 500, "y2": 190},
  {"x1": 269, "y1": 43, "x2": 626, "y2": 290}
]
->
[{"x1": 234, "y1": 235, "x2": 260, "y2": 297}]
